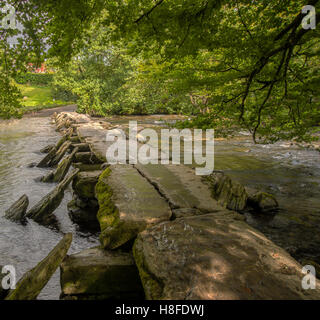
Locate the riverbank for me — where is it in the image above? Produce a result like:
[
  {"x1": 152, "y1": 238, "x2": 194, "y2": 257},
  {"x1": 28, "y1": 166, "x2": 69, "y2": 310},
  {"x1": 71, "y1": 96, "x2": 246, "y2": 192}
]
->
[{"x1": 23, "y1": 104, "x2": 77, "y2": 118}]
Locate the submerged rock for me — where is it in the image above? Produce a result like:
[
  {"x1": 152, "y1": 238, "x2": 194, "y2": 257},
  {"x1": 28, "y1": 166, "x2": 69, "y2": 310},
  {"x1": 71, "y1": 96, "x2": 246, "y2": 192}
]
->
[
  {"x1": 95, "y1": 165, "x2": 171, "y2": 249},
  {"x1": 26, "y1": 169, "x2": 79, "y2": 224},
  {"x1": 247, "y1": 192, "x2": 279, "y2": 213},
  {"x1": 204, "y1": 171, "x2": 248, "y2": 211},
  {"x1": 4, "y1": 195, "x2": 29, "y2": 223},
  {"x1": 40, "y1": 144, "x2": 55, "y2": 154},
  {"x1": 133, "y1": 213, "x2": 320, "y2": 300},
  {"x1": 36, "y1": 146, "x2": 57, "y2": 168},
  {"x1": 60, "y1": 247, "x2": 144, "y2": 300},
  {"x1": 27, "y1": 162, "x2": 37, "y2": 168},
  {"x1": 5, "y1": 233, "x2": 72, "y2": 300}
]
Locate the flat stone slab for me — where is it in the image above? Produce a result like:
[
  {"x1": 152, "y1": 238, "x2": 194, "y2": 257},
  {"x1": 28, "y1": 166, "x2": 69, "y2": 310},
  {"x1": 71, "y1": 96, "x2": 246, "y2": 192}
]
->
[
  {"x1": 135, "y1": 164, "x2": 224, "y2": 213},
  {"x1": 60, "y1": 247, "x2": 144, "y2": 299},
  {"x1": 95, "y1": 165, "x2": 172, "y2": 249},
  {"x1": 133, "y1": 213, "x2": 320, "y2": 300}
]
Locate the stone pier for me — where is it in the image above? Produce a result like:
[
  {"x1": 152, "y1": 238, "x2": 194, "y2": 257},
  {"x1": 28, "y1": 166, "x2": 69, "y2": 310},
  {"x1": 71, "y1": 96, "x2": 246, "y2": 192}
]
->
[{"x1": 53, "y1": 112, "x2": 320, "y2": 300}]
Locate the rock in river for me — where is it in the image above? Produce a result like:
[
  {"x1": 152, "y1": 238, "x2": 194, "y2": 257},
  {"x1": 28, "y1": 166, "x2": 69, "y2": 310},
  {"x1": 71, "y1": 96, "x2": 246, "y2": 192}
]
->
[
  {"x1": 67, "y1": 198, "x2": 99, "y2": 228},
  {"x1": 247, "y1": 191, "x2": 279, "y2": 213},
  {"x1": 36, "y1": 146, "x2": 57, "y2": 168},
  {"x1": 4, "y1": 194, "x2": 29, "y2": 223},
  {"x1": 73, "y1": 170, "x2": 102, "y2": 199},
  {"x1": 40, "y1": 144, "x2": 55, "y2": 154},
  {"x1": 204, "y1": 171, "x2": 248, "y2": 211},
  {"x1": 5, "y1": 233, "x2": 72, "y2": 300},
  {"x1": 41, "y1": 147, "x2": 79, "y2": 183},
  {"x1": 26, "y1": 169, "x2": 79, "y2": 225}
]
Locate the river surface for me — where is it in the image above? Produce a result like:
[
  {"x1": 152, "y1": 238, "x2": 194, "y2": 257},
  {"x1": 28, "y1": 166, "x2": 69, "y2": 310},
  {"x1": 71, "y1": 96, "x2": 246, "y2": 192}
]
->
[{"x1": 0, "y1": 115, "x2": 320, "y2": 300}]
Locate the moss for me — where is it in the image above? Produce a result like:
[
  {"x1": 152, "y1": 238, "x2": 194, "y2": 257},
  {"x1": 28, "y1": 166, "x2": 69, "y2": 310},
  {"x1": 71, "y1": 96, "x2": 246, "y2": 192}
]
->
[
  {"x1": 248, "y1": 192, "x2": 279, "y2": 212},
  {"x1": 95, "y1": 168, "x2": 122, "y2": 248},
  {"x1": 73, "y1": 171, "x2": 101, "y2": 199},
  {"x1": 77, "y1": 183, "x2": 95, "y2": 199},
  {"x1": 95, "y1": 168, "x2": 119, "y2": 227},
  {"x1": 133, "y1": 238, "x2": 163, "y2": 300},
  {"x1": 100, "y1": 221, "x2": 144, "y2": 250}
]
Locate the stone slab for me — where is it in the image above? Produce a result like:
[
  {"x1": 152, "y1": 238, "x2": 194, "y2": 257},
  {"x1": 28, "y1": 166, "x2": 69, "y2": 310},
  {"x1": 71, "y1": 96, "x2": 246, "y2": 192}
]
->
[
  {"x1": 60, "y1": 247, "x2": 144, "y2": 299},
  {"x1": 133, "y1": 213, "x2": 320, "y2": 300},
  {"x1": 135, "y1": 164, "x2": 224, "y2": 213},
  {"x1": 95, "y1": 165, "x2": 172, "y2": 249}
]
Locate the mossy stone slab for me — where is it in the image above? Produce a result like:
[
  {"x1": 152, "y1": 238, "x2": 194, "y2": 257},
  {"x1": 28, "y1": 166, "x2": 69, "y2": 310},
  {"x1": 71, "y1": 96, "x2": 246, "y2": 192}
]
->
[{"x1": 95, "y1": 165, "x2": 171, "y2": 249}]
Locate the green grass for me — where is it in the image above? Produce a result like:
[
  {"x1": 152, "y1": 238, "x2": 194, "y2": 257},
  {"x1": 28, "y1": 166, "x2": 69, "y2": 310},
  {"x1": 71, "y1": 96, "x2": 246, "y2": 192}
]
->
[{"x1": 16, "y1": 83, "x2": 73, "y2": 112}]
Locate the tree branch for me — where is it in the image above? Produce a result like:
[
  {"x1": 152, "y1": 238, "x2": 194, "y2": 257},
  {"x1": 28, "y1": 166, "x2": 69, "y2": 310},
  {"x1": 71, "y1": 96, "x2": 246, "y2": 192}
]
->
[{"x1": 135, "y1": 0, "x2": 165, "y2": 24}]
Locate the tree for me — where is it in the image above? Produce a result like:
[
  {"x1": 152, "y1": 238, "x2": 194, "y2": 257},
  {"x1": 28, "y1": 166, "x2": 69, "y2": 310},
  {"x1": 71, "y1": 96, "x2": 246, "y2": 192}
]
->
[
  {"x1": 100, "y1": 0, "x2": 320, "y2": 142},
  {"x1": 2, "y1": 0, "x2": 320, "y2": 143}
]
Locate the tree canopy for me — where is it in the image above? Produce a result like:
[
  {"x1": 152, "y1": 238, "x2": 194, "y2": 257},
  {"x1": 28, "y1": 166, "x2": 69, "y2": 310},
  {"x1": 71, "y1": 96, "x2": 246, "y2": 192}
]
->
[{"x1": 1, "y1": 0, "x2": 319, "y2": 142}]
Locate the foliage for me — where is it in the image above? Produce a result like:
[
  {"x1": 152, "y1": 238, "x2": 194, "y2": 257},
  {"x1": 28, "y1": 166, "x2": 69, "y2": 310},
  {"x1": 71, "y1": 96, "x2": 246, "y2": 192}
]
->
[
  {"x1": 15, "y1": 73, "x2": 53, "y2": 86},
  {"x1": 98, "y1": 0, "x2": 320, "y2": 143},
  {"x1": 51, "y1": 22, "x2": 191, "y2": 116},
  {"x1": 0, "y1": 78, "x2": 23, "y2": 119},
  {"x1": 1, "y1": 0, "x2": 320, "y2": 143}
]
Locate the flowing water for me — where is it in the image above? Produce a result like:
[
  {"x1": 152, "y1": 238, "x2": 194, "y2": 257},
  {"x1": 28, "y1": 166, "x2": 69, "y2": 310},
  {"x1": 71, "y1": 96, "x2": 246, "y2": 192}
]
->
[
  {"x1": 0, "y1": 117, "x2": 99, "y2": 300},
  {"x1": 0, "y1": 115, "x2": 319, "y2": 300},
  {"x1": 214, "y1": 134, "x2": 320, "y2": 266}
]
